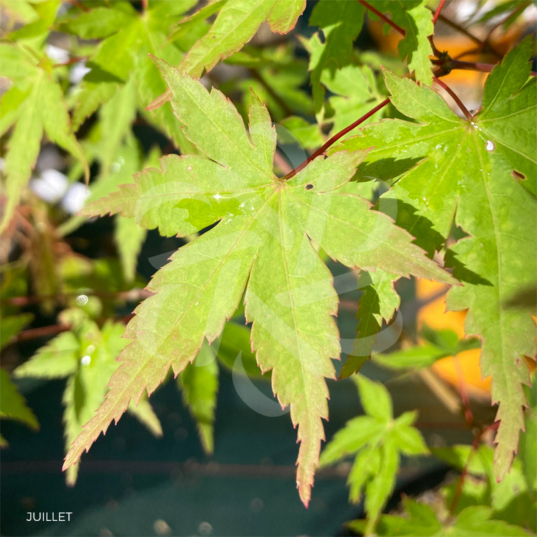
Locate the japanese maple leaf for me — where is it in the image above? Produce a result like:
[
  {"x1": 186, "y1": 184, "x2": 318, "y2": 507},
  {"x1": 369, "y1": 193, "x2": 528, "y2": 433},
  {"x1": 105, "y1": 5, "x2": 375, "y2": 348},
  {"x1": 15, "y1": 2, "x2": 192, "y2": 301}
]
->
[
  {"x1": 65, "y1": 57, "x2": 454, "y2": 506},
  {"x1": 337, "y1": 38, "x2": 536, "y2": 482}
]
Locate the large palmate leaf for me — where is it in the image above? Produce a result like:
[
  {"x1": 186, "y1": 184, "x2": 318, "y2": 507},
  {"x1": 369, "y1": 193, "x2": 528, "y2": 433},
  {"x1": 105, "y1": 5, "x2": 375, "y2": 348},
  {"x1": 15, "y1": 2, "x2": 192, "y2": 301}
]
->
[
  {"x1": 320, "y1": 376, "x2": 427, "y2": 534},
  {"x1": 65, "y1": 58, "x2": 454, "y2": 506},
  {"x1": 15, "y1": 314, "x2": 161, "y2": 485},
  {"x1": 0, "y1": 43, "x2": 87, "y2": 232},
  {"x1": 337, "y1": 39, "x2": 537, "y2": 482}
]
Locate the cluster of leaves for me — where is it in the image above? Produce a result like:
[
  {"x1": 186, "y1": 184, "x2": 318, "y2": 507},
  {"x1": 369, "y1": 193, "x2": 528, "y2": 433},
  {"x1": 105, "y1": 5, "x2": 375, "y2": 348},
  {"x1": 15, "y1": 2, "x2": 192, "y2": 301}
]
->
[
  {"x1": 0, "y1": 0, "x2": 535, "y2": 533},
  {"x1": 320, "y1": 375, "x2": 429, "y2": 534},
  {"x1": 324, "y1": 376, "x2": 536, "y2": 535}
]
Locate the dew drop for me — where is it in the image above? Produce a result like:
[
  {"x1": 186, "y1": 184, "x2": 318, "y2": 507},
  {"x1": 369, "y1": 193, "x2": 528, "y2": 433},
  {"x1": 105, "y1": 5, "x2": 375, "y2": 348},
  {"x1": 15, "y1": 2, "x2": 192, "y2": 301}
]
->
[
  {"x1": 76, "y1": 294, "x2": 88, "y2": 306},
  {"x1": 486, "y1": 140, "x2": 495, "y2": 152},
  {"x1": 435, "y1": 144, "x2": 441, "y2": 149},
  {"x1": 213, "y1": 193, "x2": 222, "y2": 200},
  {"x1": 187, "y1": 166, "x2": 192, "y2": 172},
  {"x1": 85, "y1": 344, "x2": 96, "y2": 355},
  {"x1": 81, "y1": 355, "x2": 91, "y2": 366}
]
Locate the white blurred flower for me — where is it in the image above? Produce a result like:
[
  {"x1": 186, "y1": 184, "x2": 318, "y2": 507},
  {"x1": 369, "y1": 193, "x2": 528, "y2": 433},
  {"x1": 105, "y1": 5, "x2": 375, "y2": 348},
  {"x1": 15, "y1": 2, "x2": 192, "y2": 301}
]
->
[
  {"x1": 70, "y1": 61, "x2": 91, "y2": 84},
  {"x1": 30, "y1": 169, "x2": 69, "y2": 204},
  {"x1": 45, "y1": 44, "x2": 69, "y2": 64},
  {"x1": 60, "y1": 182, "x2": 90, "y2": 214}
]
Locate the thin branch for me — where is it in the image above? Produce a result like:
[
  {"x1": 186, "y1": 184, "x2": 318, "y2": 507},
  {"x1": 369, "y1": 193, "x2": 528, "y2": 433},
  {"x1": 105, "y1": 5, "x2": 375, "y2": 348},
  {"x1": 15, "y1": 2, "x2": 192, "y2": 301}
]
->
[
  {"x1": 0, "y1": 288, "x2": 152, "y2": 307},
  {"x1": 16, "y1": 324, "x2": 72, "y2": 342},
  {"x1": 453, "y1": 356, "x2": 475, "y2": 427},
  {"x1": 141, "y1": 0, "x2": 148, "y2": 11},
  {"x1": 448, "y1": 432, "x2": 481, "y2": 515},
  {"x1": 436, "y1": 13, "x2": 482, "y2": 46},
  {"x1": 65, "y1": 0, "x2": 89, "y2": 11},
  {"x1": 433, "y1": 77, "x2": 473, "y2": 120},
  {"x1": 432, "y1": 0, "x2": 447, "y2": 25},
  {"x1": 434, "y1": 57, "x2": 537, "y2": 77},
  {"x1": 283, "y1": 98, "x2": 390, "y2": 180},
  {"x1": 53, "y1": 56, "x2": 88, "y2": 68},
  {"x1": 358, "y1": 0, "x2": 406, "y2": 37},
  {"x1": 485, "y1": 0, "x2": 530, "y2": 41},
  {"x1": 448, "y1": 59, "x2": 494, "y2": 73},
  {"x1": 14, "y1": 314, "x2": 135, "y2": 343},
  {"x1": 448, "y1": 422, "x2": 498, "y2": 515},
  {"x1": 435, "y1": 13, "x2": 502, "y2": 59}
]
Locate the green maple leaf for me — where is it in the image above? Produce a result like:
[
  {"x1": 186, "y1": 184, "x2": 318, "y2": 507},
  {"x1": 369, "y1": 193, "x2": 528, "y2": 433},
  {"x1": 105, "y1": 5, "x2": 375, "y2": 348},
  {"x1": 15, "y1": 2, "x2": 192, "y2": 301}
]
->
[
  {"x1": 7, "y1": 0, "x2": 60, "y2": 41},
  {"x1": 60, "y1": 133, "x2": 157, "y2": 282},
  {"x1": 321, "y1": 63, "x2": 386, "y2": 138},
  {"x1": 368, "y1": 0, "x2": 434, "y2": 85},
  {"x1": 305, "y1": 0, "x2": 366, "y2": 115},
  {"x1": 433, "y1": 443, "x2": 536, "y2": 530},
  {"x1": 278, "y1": 117, "x2": 324, "y2": 150},
  {"x1": 320, "y1": 376, "x2": 428, "y2": 533},
  {"x1": 228, "y1": 44, "x2": 313, "y2": 121},
  {"x1": 0, "y1": 42, "x2": 87, "y2": 232},
  {"x1": 0, "y1": 368, "x2": 39, "y2": 446},
  {"x1": 350, "y1": 497, "x2": 533, "y2": 536},
  {"x1": 337, "y1": 38, "x2": 537, "y2": 482},
  {"x1": 0, "y1": 314, "x2": 33, "y2": 350},
  {"x1": 341, "y1": 269, "x2": 400, "y2": 378},
  {"x1": 178, "y1": 342, "x2": 219, "y2": 454},
  {"x1": 15, "y1": 315, "x2": 161, "y2": 485},
  {"x1": 63, "y1": 0, "x2": 197, "y2": 154},
  {"x1": 65, "y1": 57, "x2": 454, "y2": 506},
  {"x1": 373, "y1": 327, "x2": 480, "y2": 372},
  {"x1": 179, "y1": 0, "x2": 307, "y2": 78}
]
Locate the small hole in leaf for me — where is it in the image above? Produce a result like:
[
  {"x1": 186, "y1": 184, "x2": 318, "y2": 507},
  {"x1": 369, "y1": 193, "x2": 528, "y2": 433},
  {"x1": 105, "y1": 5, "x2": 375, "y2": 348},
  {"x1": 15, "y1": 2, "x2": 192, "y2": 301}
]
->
[{"x1": 306, "y1": 184, "x2": 314, "y2": 190}]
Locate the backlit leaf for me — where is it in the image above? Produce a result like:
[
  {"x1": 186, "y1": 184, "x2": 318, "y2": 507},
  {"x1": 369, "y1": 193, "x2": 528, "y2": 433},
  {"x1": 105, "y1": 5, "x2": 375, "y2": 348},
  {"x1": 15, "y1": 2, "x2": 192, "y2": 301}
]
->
[
  {"x1": 337, "y1": 39, "x2": 537, "y2": 482},
  {"x1": 65, "y1": 59, "x2": 454, "y2": 506},
  {"x1": 0, "y1": 44, "x2": 87, "y2": 232}
]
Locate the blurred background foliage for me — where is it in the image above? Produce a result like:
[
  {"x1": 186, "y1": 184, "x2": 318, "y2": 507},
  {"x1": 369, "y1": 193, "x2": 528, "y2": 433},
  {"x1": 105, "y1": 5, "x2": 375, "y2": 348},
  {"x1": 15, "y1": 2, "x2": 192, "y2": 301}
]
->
[{"x1": 0, "y1": 0, "x2": 535, "y2": 535}]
